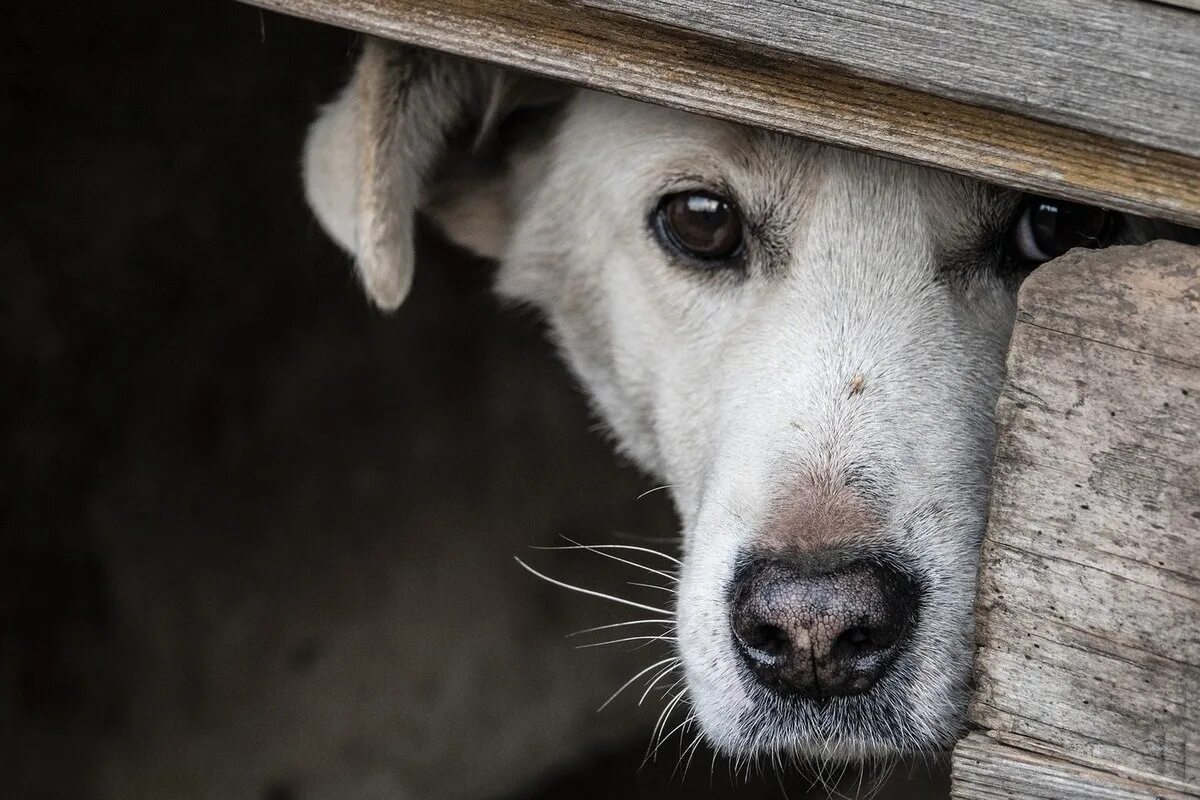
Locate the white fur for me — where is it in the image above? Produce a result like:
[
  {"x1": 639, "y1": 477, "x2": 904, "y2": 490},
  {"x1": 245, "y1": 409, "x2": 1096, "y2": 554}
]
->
[{"x1": 491, "y1": 95, "x2": 1015, "y2": 756}]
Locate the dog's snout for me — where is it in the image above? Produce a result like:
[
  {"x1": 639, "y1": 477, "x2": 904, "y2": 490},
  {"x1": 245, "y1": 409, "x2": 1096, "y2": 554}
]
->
[{"x1": 730, "y1": 556, "x2": 917, "y2": 699}]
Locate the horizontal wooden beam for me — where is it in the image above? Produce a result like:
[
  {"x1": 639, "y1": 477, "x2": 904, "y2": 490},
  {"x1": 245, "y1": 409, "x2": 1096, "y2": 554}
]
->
[
  {"x1": 243, "y1": 0, "x2": 1200, "y2": 228},
  {"x1": 584, "y1": 0, "x2": 1200, "y2": 159}
]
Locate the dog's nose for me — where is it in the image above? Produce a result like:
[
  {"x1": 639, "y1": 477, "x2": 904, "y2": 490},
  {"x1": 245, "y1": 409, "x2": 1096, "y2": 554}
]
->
[{"x1": 730, "y1": 556, "x2": 916, "y2": 698}]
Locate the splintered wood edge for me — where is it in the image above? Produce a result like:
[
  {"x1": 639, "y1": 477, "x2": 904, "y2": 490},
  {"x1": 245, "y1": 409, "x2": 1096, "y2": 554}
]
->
[{"x1": 244, "y1": 0, "x2": 1200, "y2": 228}]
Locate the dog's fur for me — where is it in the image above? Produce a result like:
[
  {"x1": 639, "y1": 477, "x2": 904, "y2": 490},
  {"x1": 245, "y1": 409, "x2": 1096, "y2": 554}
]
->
[{"x1": 302, "y1": 40, "x2": 1192, "y2": 762}]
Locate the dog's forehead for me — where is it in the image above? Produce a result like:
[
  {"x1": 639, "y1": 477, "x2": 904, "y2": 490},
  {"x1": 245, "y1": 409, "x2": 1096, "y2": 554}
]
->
[
  {"x1": 563, "y1": 92, "x2": 995, "y2": 226},
  {"x1": 566, "y1": 91, "x2": 742, "y2": 154},
  {"x1": 563, "y1": 91, "x2": 819, "y2": 195}
]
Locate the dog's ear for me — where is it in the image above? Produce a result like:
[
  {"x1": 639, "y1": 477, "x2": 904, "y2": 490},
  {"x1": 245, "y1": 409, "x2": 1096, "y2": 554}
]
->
[{"x1": 303, "y1": 38, "x2": 568, "y2": 310}]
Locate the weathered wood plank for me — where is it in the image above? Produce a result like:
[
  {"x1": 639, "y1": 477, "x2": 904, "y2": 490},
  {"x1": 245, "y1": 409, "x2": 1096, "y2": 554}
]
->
[
  {"x1": 957, "y1": 241, "x2": 1200, "y2": 796},
  {"x1": 585, "y1": 0, "x2": 1200, "y2": 158},
  {"x1": 242, "y1": 0, "x2": 1200, "y2": 228},
  {"x1": 952, "y1": 733, "x2": 1198, "y2": 800}
]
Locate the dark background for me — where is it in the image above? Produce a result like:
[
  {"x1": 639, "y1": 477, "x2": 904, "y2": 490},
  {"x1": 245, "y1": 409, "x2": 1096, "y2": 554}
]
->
[{"x1": 1, "y1": 2, "x2": 948, "y2": 798}]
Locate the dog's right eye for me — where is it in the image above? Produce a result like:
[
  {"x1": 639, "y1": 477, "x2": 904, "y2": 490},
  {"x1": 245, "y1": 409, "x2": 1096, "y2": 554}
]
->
[{"x1": 654, "y1": 192, "x2": 744, "y2": 266}]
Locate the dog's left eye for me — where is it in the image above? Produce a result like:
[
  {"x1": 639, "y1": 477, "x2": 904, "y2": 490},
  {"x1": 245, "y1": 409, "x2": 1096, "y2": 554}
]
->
[
  {"x1": 655, "y1": 192, "x2": 744, "y2": 265},
  {"x1": 1010, "y1": 196, "x2": 1114, "y2": 263}
]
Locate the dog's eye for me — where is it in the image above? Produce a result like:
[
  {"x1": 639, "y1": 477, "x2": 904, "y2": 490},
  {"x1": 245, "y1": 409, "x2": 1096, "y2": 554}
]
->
[
  {"x1": 1010, "y1": 196, "x2": 1114, "y2": 263},
  {"x1": 655, "y1": 192, "x2": 744, "y2": 264}
]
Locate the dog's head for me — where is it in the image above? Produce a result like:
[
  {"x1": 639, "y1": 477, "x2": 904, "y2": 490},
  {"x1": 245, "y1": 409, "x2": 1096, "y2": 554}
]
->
[{"x1": 304, "y1": 40, "x2": 1188, "y2": 761}]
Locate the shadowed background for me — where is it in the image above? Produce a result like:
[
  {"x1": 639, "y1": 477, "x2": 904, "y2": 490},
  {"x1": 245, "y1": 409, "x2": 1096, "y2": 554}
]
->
[{"x1": 0, "y1": 2, "x2": 948, "y2": 798}]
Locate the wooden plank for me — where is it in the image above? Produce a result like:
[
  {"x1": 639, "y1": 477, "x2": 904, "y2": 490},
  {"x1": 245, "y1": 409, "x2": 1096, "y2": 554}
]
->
[
  {"x1": 585, "y1": 0, "x2": 1200, "y2": 159},
  {"x1": 242, "y1": 0, "x2": 1200, "y2": 228},
  {"x1": 956, "y1": 241, "x2": 1200, "y2": 796},
  {"x1": 952, "y1": 733, "x2": 1197, "y2": 800}
]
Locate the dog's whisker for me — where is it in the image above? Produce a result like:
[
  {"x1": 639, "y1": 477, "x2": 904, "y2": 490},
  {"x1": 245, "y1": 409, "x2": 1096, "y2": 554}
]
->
[
  {"x1": 650, "y1": 687, "x2": 689, "y2": 754},
  {"x1": 637, "y1": 659, "x2": 682, "y2": 705},
  {"x1": 636, "y1": 483, "x2": 677, "y2": 500},
  {"x1": 648, "y1": 687, "x2": 682, "y2": 753},
  {"x1": 666, "y1": 712, "x2": 699, "y2": 781},
  {"x1": 672, "y1": 715, "x2": 705, "y2": 783},
  {"x1": 863, "y1": 754, "x2": 897, "y2": 800},
  {"x1": 657, "y1": 674, "x2": 686, "y2": 702},
  {"x1": 769, "y1": 751, "x2": 791, "y2": 800},
  {"x1": 834, "y1": 758, "x2": 853, "y2": 799},
  {"x1": 652, "y1": 700, "x2": 694, "y2": 759},
  {"x1": 627, "y1": 580, "x2": 677, "y2": 594},
  {"x1": 597, "y1": 656, "x2": 679, "y2": 712},
  {"x1": 535, "y1": 547, "x2": 678, "y2": 586},
  {"x1": 536, "y1": 538, "x2": 680, "y2": 577},
  {"x1": 612, "y1": 533, "x2": 682, "y2": 545},
  {"x1": 574, "y1": 633, "x2": 677, "y2": 650},
  {"x1": 555, "y1": 537, "x2": 681, "y2": 565},
  {"x1": 514, "y1": 557, "x2": 670, "y2": 615},
  {"x1": 566, "y1": 618, "x2": 674, "y2": 637},
  {"x1": 680, "y1": 725, "x2": 705, "y2": 783},
  {"x1": 811, "y1": 754, "x2": 837, "y2": 798}
]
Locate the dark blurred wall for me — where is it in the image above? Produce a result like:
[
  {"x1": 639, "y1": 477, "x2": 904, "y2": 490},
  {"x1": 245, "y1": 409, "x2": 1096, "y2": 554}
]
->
[{"x1": 0, "y1": 3, "x2": 947, "y2": 799}]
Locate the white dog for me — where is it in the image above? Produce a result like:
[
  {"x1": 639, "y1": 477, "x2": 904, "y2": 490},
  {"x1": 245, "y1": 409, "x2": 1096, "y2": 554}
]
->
[{"x1": 302, "y1": 39, "x2": 1190, "y2": 766}]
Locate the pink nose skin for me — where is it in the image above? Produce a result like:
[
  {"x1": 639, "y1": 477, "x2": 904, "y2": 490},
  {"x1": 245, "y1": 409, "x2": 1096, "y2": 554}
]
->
[
  {"x1": 756, "y1": 477, "x2": 879, "y2": 554},
  {"x1": 730, "y1": 556, "x2": 917, "y2": 699}
]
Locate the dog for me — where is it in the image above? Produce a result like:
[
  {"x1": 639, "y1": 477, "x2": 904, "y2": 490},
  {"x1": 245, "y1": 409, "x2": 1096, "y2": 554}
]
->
[{"x1": 301, "y1": 38, "x2": 1194, "y2": 766}]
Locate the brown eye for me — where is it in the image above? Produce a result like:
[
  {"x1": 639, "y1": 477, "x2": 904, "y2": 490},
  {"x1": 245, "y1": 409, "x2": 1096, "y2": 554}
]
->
[
  {"x1": 1011, "y1": 196, "x2": 1115, "y2": 263},
  {"x1": 656, "y1": 191, "x2": 744, "y2": 264}
]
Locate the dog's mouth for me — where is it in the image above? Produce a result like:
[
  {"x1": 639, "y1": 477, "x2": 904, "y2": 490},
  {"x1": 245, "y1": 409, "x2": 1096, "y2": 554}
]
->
[{"x1": 682, "y1": 642, "x2": 963, "y2": 767}]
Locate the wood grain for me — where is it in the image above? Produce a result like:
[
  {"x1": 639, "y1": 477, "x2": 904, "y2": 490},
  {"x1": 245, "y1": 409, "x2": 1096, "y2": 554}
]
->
[
  {"x1": 585, "y1": 0, "x2": 1200, "y2": 158},
  {"x1": 954, "y1": 241, "x2": 1200, "y2": 797},
  {"x1": 953, "y1": 733, "x2": 1198, "y2": 800},
  {"x1": 242, "y1": 0, "x2": 1200, "y2": 228}
]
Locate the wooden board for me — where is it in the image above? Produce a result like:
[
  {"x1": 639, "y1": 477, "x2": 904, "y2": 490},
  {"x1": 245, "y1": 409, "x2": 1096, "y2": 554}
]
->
[
  {"x1": 952, "y1": 241, "x2": 1200, "y2": 798},
  {"x1": 584, "y1": 0, "x2": 1200, "y2": 158},
  {"x1": 241, "y1": 0, "x2": 1200, "y2": 228},
  {"x1": 953, "y1": 733, "x2": 1197, "y2": 800}
]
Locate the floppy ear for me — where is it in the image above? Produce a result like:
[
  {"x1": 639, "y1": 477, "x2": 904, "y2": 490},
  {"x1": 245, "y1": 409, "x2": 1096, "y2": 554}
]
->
[{"x1": 303, "y1": 37, "x2": 566, "y2": 310}]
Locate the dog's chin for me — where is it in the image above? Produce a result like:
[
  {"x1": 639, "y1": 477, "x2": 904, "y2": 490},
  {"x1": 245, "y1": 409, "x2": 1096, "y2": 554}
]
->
[{"x1": 688, "y1": 660, "x2": 966, "y2": 764}]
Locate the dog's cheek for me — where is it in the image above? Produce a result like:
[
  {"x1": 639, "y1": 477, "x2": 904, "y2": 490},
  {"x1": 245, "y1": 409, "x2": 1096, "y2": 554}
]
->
[{"x1": 493, "y1": 216, "x2": 570, "y2": 310}]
